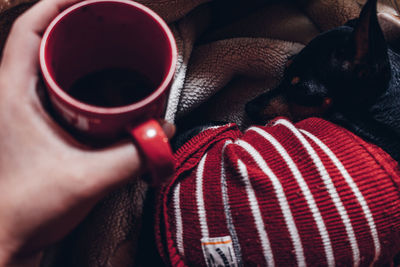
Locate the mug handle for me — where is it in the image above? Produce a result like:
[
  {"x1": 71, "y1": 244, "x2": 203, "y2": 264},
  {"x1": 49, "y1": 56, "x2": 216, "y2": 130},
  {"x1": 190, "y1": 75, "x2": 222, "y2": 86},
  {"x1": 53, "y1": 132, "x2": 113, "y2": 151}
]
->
[{"x1": 129, "y1": 119, "x2": 174, "y2": 185}]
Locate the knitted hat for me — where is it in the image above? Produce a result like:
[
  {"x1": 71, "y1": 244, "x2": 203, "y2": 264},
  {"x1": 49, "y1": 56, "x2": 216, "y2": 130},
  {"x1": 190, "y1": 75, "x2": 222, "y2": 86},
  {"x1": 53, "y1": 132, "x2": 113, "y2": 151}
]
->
[{"x1": 156, "y1": 117, "x2": 400, "y2": 266}]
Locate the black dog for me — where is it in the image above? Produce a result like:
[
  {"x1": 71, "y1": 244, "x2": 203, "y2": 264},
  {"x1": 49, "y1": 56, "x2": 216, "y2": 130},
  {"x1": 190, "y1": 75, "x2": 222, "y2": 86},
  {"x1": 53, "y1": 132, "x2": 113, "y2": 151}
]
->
[{"x1": 246, "y1": 0, "x2": 400, "y2": 163}]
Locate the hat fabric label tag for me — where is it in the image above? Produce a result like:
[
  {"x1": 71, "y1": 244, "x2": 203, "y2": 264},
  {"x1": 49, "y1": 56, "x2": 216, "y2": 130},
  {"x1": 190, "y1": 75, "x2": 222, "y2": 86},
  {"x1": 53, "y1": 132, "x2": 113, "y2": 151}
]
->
[{"x1": 201, "y1": 236, "x2": 238, "y2": 267}]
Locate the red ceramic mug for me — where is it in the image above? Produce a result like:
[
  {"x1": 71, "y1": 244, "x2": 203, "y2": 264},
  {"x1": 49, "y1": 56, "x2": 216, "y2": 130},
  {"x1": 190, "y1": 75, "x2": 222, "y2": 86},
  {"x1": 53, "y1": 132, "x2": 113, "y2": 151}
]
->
[{"x1": 39, "y1": 0, "x2": 177, "y2": 184}]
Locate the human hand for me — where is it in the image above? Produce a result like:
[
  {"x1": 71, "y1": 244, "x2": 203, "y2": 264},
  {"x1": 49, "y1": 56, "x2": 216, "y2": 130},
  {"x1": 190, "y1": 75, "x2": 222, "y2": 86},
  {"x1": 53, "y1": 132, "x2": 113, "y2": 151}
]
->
[{"x1": 0, "y1": 0, "x2": 175, "y2": 265}]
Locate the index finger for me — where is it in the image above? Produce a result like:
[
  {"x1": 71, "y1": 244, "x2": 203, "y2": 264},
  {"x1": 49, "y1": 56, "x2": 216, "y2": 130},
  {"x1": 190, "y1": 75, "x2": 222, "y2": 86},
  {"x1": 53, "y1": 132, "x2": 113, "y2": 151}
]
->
[{"x1": 0, "y1": 0, "x2": 82, "y2": 81}]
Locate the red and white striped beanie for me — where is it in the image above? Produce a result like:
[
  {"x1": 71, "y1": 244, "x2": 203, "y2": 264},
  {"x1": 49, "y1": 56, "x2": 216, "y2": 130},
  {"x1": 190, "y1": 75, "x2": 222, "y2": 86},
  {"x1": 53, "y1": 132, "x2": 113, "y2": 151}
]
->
[{"x1": 155, "y1": 117, "x2": 400, "y2": 266}]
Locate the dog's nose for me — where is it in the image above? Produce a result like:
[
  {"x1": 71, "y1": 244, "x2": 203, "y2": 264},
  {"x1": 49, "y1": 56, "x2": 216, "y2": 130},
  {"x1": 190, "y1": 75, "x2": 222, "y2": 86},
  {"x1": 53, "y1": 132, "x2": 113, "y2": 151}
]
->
[{"x1": 245, "y1": 88, "x2": 293, "y2": 123}]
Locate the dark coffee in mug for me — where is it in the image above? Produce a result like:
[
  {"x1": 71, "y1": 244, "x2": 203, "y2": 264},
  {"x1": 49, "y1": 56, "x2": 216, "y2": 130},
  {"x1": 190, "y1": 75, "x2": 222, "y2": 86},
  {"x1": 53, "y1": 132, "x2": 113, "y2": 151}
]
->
[{"x1": 67, "y1": 68, "x2": 154, "y2": 107}]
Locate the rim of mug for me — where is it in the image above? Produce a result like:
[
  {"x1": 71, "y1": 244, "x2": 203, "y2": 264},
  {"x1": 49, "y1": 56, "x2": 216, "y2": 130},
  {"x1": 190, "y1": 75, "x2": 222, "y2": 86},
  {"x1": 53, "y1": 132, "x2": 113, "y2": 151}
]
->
[{"x1": 39, "y1": 0, "x2": 177, "y2": 115}]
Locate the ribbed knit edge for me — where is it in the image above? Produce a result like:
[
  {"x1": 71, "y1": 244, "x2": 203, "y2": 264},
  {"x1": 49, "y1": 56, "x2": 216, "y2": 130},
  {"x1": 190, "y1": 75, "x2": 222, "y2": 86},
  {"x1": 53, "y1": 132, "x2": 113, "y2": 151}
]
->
[{"x1": 155, "y1": 124, "x2": 242, "y2": 267}]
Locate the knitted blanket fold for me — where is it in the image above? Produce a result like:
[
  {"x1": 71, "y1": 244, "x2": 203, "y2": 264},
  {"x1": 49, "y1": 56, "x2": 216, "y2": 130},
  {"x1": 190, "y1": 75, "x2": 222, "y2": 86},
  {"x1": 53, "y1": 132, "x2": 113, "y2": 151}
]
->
[
  {"x1": 0, "y1": 0, "x2": 399, "y2": 266},
  {"x1": 156, "y1": 118, "x2": 400, "y2": 266}
]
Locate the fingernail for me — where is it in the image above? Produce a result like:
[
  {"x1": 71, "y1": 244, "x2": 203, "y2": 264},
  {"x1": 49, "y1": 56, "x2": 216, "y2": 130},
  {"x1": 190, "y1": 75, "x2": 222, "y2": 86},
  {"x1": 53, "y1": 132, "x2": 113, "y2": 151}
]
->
[{"x1": 161, "y1": 121, "x2": 176, "y2": 138}]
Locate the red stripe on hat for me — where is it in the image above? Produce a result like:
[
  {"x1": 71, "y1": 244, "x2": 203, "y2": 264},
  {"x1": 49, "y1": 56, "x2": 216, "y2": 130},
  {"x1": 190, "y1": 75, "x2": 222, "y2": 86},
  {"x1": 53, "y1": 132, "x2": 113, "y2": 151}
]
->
[
  {"x1": 221, "y1": 144, "x2": 271, "y2": 265},
  {"x1": 176, "y1": 158, "x2": 205, "y2": 266},
  {"x1": 160, "y1": 124, "x2": 242, "y2": 267},
  {"x1": 299, "y1": 118, "x2": 400, "y2": 266},
  {"x1": 246, "y1": 125, "x2": 332, "y2": 266},
  {"x1": 202, "y1": 141, "x2": 231, "y2": 238},
  {"x1": 304, "y1": 133, "x2": 368, "y2": 266},
  {"x1": 272, "y1": 122, "x2": 343, "y2": 266},
  {"x1": 236, "y1": 133, "x2": 306, "y2": 266}
]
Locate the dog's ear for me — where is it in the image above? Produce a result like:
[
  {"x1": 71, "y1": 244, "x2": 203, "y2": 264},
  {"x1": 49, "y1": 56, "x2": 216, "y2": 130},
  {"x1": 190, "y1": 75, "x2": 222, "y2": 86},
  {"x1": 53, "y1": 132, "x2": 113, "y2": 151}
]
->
[
  {"x1": 352, "y1": 0, "x2": 386, "y2": 64},
  {"x1": 332, "y1": 0, "x2": 391, "y2": 106},
  {"x1": 346, "y1": 0, "x2": 389, "y2": 77}
]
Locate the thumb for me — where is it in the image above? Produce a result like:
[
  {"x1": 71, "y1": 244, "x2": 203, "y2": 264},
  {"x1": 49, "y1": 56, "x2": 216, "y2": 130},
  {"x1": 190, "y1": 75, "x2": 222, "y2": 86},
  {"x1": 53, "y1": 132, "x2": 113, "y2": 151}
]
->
[{"x1": 76, "y1": 121, "x2": 176, "y2": 197}]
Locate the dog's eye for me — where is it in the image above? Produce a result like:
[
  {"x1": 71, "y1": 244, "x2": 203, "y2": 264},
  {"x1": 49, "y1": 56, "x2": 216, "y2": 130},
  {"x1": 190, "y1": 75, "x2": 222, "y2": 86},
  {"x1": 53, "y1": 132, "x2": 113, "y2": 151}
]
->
[
  {"x1": 323, "y1": 97, "x2": 332, "y2": 107},
  {"x1": 291, "y1": 76, "x2": 300, "y2": 85}
]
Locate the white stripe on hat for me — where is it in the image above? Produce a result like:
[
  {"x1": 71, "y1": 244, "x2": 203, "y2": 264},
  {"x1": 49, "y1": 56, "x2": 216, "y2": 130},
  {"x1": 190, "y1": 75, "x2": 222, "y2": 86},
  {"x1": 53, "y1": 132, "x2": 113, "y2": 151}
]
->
[
  {"x1": 197, "y1": 153, "x2": 209, "y2": 238},
  {"x1": 237, "y1": 159, "x2": 275, "y2": 267},
  {"x1": 221, "y1": 141, "x2": 243, "y2": 266},
  {"x1": 274, "y1": 118, "x2": 357, "y2": 267},
  {"x1": 301, "y1": 129, "x2": 381, "y2": 266},
  {"x1": 235, "y1": 139, "x2": 303, "y2": 267},
  {"x1": 173, "y1": 182, "x2": 185, "y2": 257},
  {"x1": 248, "y1": 126, "x2": 331, "y2": 267}
]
